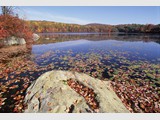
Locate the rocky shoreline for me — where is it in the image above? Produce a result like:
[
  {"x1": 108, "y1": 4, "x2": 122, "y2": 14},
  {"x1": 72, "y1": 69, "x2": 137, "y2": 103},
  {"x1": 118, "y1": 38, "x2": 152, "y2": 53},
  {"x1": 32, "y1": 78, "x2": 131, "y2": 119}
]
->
[{"x1": 0, "y1": 33, "x2": 40, "y2": 47}]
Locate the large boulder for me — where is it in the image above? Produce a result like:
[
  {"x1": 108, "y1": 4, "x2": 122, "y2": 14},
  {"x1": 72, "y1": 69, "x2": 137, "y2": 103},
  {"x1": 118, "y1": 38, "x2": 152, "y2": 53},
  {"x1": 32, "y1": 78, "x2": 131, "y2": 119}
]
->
[
  {"x1": 3, "y1": 36, "x2": 26, "y2": 45},
  {"x1": 18, "y1": 38, "x2": 26, "y2": 45},
  {"x1": 1, "y1": 33, "x2": 39, "y2": 46},
  {"x1": 32, "y1": 33, "x2": 40, "y2": 41},
  {"x1": 4, "y1": 36, "x2": 18, "y2": 45},
  {"x1": 24, "y1": 70, "x2": 129, "y2": 113}
]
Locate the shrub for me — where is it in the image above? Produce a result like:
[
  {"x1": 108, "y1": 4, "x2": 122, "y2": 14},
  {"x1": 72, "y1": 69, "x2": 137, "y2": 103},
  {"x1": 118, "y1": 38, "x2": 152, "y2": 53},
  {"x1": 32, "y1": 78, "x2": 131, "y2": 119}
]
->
[
  {"x1": 0, "y1": 22, "x2": 9, "y2": 39},
  {"x1": 0, "y1": 15, "x2": 33, "y2": 43}
]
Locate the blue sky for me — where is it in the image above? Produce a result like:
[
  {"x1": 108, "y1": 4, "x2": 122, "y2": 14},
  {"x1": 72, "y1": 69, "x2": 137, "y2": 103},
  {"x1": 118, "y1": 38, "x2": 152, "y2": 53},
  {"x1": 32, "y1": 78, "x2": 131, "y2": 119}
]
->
[{"x1": 17, "y1": 6, "x2": 160, "y2": 25}]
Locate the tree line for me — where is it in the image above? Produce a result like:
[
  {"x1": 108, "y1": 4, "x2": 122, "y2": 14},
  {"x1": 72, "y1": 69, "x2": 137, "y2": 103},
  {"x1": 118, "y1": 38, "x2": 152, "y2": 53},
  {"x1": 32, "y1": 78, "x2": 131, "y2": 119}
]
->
[{"x1": 28, "y1": 20, "x2": 160, "y2": 33}]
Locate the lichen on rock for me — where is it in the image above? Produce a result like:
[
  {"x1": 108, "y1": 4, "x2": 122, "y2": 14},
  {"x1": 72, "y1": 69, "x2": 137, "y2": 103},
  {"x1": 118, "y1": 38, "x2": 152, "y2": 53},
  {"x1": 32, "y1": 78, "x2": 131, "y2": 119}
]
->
[{"x1": 24, "y1": 70, "x2": 130, "y2": 113}]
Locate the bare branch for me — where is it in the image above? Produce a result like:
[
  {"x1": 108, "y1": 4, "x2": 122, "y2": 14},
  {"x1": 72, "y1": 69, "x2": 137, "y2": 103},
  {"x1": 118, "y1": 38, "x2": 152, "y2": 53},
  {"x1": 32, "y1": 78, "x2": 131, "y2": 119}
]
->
[{"x1": 1, "y1": 6, "x2": 15, "y2": 15}]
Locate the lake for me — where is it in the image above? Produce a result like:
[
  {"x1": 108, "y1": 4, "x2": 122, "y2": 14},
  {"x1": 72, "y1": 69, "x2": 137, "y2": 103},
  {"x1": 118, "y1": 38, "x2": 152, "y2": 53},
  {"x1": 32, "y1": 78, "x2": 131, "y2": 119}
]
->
[{"x1": 0, "y1": 33, "x2": 160, "y2": 112}]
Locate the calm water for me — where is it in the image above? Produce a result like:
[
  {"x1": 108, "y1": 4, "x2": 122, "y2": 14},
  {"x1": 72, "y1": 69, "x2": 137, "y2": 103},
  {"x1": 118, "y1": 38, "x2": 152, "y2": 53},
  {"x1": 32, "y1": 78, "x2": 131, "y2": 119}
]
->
[
  {"x1": 1, "y1": 33, "x2": 160, "y2": 112},
  {"x1": 30, "y1": 33, "x2": 160, "y2": 83},
  {"x1": 33, "y1": 33, "x2": 160, "y2": 66}
]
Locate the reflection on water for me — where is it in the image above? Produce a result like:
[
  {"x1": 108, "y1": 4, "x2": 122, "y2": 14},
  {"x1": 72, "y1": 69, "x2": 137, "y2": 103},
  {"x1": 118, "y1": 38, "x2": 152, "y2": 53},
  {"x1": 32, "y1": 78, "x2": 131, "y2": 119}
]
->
[
  {"x1": 0, "y1": 33, "x2": 160, "y2": 113},
  {"x1": 31, "y1": 33, "x2": 160, "y2": 113},
  {"x1": 33, "y1": 33, "x2": 160, "y2": 64},
  {"x1": 36, "y1": 33, "x2": 160, "y2": 45}
]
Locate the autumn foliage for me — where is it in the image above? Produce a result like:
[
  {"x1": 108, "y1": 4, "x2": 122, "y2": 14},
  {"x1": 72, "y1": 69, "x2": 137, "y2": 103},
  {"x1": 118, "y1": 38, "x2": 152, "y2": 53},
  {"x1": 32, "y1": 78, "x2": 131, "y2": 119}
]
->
[
  {"x1": 28, "y1": 20, "x2": 160, "y2": 33},
  {"x1": 0, "y1": 15, "x2": 33, "y2": 42}
]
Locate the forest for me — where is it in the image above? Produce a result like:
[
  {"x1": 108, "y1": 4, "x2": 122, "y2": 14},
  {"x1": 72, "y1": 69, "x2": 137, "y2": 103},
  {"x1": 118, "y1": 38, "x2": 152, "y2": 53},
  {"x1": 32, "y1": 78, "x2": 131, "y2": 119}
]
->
[{"x1": 28, "y1": 20, "x2": 160, "y2": 33}]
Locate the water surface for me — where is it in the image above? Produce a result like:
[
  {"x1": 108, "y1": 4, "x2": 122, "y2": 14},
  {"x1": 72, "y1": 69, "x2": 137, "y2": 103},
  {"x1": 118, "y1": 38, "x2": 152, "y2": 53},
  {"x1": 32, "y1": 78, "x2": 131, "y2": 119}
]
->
[{"x1": 0, "y1": 33, "x2": 160, "y2": 112}]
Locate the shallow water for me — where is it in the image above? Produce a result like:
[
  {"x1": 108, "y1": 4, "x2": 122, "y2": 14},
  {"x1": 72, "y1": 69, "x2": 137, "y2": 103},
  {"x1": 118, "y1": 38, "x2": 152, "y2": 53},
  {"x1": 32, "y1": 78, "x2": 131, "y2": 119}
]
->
[
  {"x1": 33, "y1": 37, "x2": 160, "y2": 65},
  {"x1": 0, "y1": 33, "x2": 160, "y2": 112},
  {"x1": 33, "y1": 33, "x2": 160, "y2": 84}
]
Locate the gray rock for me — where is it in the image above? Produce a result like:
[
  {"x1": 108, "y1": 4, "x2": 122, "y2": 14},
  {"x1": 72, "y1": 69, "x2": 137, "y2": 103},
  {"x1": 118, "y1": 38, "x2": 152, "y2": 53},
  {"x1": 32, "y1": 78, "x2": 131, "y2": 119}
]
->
[
  {"x1": 1, "y1": 33, "x2": 39, "y2": 46},
  {"x1": 32, "y1": 33, "x2": 40, "y2": 41},
  {"x1": 24, "y1": 70, "x2": 130, "y2": 113},
  {"x1": 18, "y1": 38, "x2": 26, "y2": 45},
  {"x1": 3, "y1": 36, "x2": 26, "y2": 45},
  {"x1": 45, "y1": 37, "x2": 50, "y2": 40},
  {"x1": 5, "y1": 36, "x2": 17, "y2": 45}
]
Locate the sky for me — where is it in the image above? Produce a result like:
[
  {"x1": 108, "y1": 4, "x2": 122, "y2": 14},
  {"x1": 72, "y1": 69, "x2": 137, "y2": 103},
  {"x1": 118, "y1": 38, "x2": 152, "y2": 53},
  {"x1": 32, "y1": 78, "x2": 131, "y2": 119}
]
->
[{"x1": 15, "y1": 6, "x2": 160, "y2": 25}]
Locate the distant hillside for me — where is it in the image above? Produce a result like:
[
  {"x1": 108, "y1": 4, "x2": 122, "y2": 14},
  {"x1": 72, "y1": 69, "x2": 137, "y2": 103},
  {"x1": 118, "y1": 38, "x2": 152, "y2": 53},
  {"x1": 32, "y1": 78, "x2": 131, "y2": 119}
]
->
[
  {"x1": 28, "y1": 20, "x2": 160, "y2": 33},
  {"x1": 85, "y1": 23, "x2": 109, "y2": 26}
]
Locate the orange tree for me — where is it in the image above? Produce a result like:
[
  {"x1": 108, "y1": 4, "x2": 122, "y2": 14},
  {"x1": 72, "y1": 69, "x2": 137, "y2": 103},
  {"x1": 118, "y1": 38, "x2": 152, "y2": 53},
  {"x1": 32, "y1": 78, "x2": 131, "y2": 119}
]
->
[{"x1": 0, "y1": 15, "x2": 33, "y2": 43}]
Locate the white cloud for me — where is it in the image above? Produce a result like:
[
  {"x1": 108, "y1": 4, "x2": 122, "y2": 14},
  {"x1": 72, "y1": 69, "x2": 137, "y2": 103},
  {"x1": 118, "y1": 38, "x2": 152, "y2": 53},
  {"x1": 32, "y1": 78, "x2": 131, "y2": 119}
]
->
[{"x1": 18, "y1": 8, "x2": 91, "y2": 25}]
